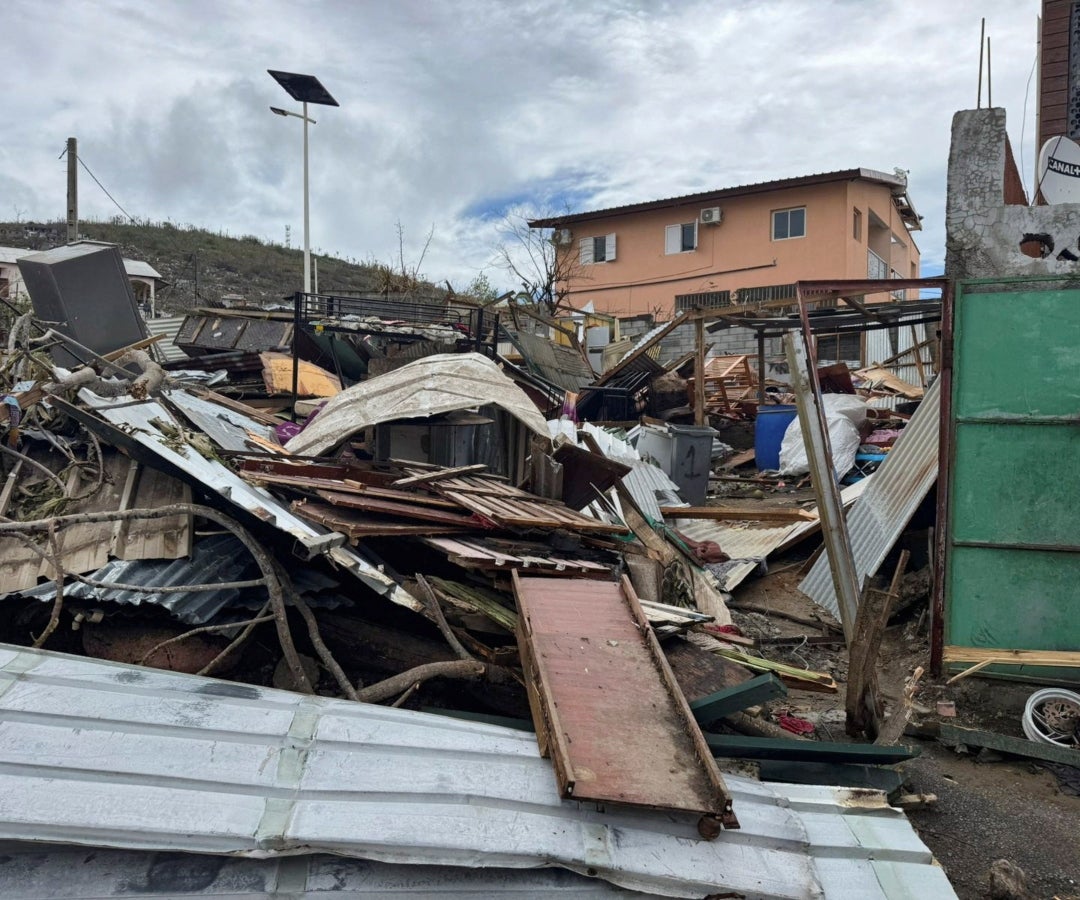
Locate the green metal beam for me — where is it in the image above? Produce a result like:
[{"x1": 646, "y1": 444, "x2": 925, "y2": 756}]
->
[
  {"x1": 705, "y1": 733, "x2": 919, "y2": 764},
  {"x1": 689, "y1": 673, "x2": 787, "y2": 723},
  {"x1": 757, "y1": 760, "x2": 904, "y2": 798}
]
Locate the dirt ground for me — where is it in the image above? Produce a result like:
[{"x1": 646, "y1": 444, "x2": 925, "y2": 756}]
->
[{"x1": 729, "y1": 557, "x2": 1080, "y2": 899}]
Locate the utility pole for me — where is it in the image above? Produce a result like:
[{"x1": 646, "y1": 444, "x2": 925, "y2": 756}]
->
[{"x1": 66, "y1": 137, "x2": 78, "y2": 242}]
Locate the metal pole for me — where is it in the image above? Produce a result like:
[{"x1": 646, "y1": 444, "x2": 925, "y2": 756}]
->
[
  {"x1": 303, "y1": 100, "x2": 311, "y2": 296},
  {"x1": 292, "y1": 290, "x2": 302, "y2": 422},
  {"x1": 756, "y1": 331, "x2": 766, "y2": 404},
  {"x1": 66, "y1": 138, "x2": 77, "y2": 243},
  {"x1": 694, "y1": 316, "x2": 706, "y2": 426}
]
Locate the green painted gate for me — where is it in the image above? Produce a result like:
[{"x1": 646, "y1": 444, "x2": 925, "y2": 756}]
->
[{"x1": 945, "y1": 279, "x2": 1080, "y2": 681}]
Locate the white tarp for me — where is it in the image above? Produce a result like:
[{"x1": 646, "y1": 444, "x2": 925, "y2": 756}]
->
[{"x1": 287, "y1": 352, "x2": 550, "y2": 456}]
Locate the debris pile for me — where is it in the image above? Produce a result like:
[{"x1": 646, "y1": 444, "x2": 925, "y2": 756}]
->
[{"x1": 0, "y1": 269, "x2": 984, "y2": 896}]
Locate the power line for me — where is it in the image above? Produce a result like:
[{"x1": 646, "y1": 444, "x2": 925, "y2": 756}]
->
[{"x1": 58, "y1": 144, "x2": 137, "y2": 223}]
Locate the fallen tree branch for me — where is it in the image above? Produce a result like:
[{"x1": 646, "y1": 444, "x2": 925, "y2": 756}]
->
[
  {"x1": 355, "y1": 660, "x2": 486, "y2": 704},
  {"x1": 136, "y1": 614, "x2": 278, "y2": 666},
  {"x1": 0, "y1": 443, "x2": 71, "y2": 498},
  {"x1": 416, "y1": 573, "x2": 475, "y2": 661},
  {"x1": 283, "y1": 573, "x2": 359, "y2": 701},
  {"x1": 197, "y1": 600, "x2": 273, "y2": 678},
  {"x1": 32, "y1": 523, "x2": 65, "y2": 648}
]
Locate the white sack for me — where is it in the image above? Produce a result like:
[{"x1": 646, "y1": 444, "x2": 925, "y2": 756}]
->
[{"x1": 778, "y1": 394, "x2": 868, "y2": 478}]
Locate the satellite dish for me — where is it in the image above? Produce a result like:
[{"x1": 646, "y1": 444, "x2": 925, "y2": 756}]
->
[{"x1": 1038, "y1": 135, "x2": 1080, "y2": 204}]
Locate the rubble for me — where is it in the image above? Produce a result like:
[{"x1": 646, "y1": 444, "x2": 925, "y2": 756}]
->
[{"x1": 0, "y1": 274, "x2": 979, "y2": 896}]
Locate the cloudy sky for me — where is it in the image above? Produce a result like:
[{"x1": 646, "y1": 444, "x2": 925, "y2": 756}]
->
[{"x1": 4, "y1": 0, "x2": 1042, "y2": 292}]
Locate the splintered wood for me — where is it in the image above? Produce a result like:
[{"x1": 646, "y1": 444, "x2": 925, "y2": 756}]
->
[{"x1": 512, "y1": 573, "x2": 737, "y2": 835}]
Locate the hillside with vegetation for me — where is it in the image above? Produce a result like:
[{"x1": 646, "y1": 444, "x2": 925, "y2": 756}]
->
[{"x1": 0, "y1": 219, "x2": 482, "y2": 313}]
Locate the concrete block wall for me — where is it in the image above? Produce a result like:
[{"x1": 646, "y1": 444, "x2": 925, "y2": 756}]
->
[
  {"x1": 947, "y1": 107, "x2": 1080, "y2": 279},
  {"x1": 655, "y1": 323, "x2": 763, "y2": 365}
]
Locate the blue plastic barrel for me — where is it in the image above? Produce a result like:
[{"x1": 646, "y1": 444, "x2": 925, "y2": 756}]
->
[{"x1": 754, "y1": 405, "x2": 798, "y2": 471}]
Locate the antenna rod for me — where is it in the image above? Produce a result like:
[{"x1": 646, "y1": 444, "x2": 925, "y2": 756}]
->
[
  {"x1": 987, "y1": 36, "x2": 992, "y2": 107},
  {"x1": 978, "y1": 17, "x2": 986, "y2": 108}
]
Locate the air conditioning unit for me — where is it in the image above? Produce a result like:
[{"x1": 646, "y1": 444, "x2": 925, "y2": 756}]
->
[
  {"x1": 553, "y1": 228, "x2": 573, "y2": 245},
  {"x1": 700, "y1": 207, "x2": 723, "y2": 225}
]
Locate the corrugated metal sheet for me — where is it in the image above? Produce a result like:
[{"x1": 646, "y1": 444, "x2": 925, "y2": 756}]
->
[
  {"x1": 0, "y1": 845, "x2": 647, "y2": 898},
  {"x1": 671, "y1": 481, "x2": 870, "y2": 591},
  {"x1": 504, "y1": 329, "x2": 595, "y2": 392},
  {"x1": 70, "y1": 388, "x2": 423, "y2": 615},
  {"x1": 798, "y1": 378, "x2": 941, "y2": 619},
  {"x1": 0, "y1": 644, "x2": 955, "y2": 899},
  {"x1": 13, "y1": 534, "x2": 348, "y2": 624},
  {"x1": 863, "y1": 319, "x2": 933, "y2": 410},
  {"x1": 287, "y1": 353, "x2": 550, "y2": 457},
  {"x1": 143, "y1": 315, "x2": 188, "y2": 363}
]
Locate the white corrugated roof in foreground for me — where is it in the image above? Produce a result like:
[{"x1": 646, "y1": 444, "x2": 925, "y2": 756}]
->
[
  {"x1": 0, "y1": 644, "x2": 954, "y2": 899},
  {"x1": 798, "y1": 379, "x2": 941, "y2": 620}
]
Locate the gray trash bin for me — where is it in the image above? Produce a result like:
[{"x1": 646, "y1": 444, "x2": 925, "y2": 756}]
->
[{"x1": 637, "y1": 423, "x2": 715, "y2": 506}]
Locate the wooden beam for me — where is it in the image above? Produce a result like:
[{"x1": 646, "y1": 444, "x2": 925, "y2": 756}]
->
[{"x1": 942, "y1": 646, "x2": 1080, "y2": 667}]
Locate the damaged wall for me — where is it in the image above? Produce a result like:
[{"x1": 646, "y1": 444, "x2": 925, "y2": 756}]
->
[{"x1": 946, "y1": 108, "x2": 1080, "y2": 279}]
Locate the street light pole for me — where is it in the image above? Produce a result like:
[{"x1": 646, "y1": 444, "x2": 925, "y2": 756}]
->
[
  {"x1": 302, "y1": 100, "x2": 310, "y2": 294},
  {"x1": 267, "y1": 70, "x2": 339, "y2": 296}
]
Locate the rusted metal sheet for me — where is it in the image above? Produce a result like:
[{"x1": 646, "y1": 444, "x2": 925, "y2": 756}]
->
[{"x1": 512, "y1": 573, "x2": 736, "y2": 832}]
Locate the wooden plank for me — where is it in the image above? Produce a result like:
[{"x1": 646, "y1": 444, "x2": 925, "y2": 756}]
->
[
  {"x1": 942, "y1": 646, "x2": 1080, "y2": 668},
  {"x1": 391, "y1": 463, "x2": 489, "y2": 486},
  {"x1": 719, "y1": 448, "x2": 756, "y2": 471},
  {"x1": 689, "y1": 674, "x2": 787, "y2": 723},
  {"x1": 291, "y1": 501, "x2": 468, "y2": 538},
  {"x1": 705, "y1": 734, "x2": 919, "y2": 764},
  {"x1": 314, "y1": 489, "x2": 482, "y2": 527},
  {"x1": 513, "y1": 573, "x2": 736, "y2": 830},
  {"x1": 660, "y1": 506, "x2": 816, "y2": 523}
]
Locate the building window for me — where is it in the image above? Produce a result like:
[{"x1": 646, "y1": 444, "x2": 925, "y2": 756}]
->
[
  {"x1": 816, "y1": 331, "x2": 862, "y2": 362},
  {"x1": 579, "y1": 234, "x2": 616, "y2": 265},
  {"x1": 772, "y1": 207, "x2": 805, "y2": 241},
  {"x1": 665, "y1": 222, "x2": 697, "y2": 254},
  {"x1": 853, "y1": 208, "x2": 862, "y2": 241}
]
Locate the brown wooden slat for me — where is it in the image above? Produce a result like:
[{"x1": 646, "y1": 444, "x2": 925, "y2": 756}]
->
[
  {"x1": 513, "y1": 573, "x2": 735, "y2": 829},
  {"x1": 291, "y1": 501, "x2": 469, "y2": 537},
  {"x1": 314, "y1": 489, "x2": 482, "y2": 526}
]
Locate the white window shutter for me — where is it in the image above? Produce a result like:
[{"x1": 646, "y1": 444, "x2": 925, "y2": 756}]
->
[
  {"x1": 691, "y1": 221, "x2": 698, "y2": 249},
  {"x1": 665, "y1": 225, "x2": 681, "y2": 255},
  {"x1": 579, "y1": 237, "x2": 594, "y2": 266},
  {"x1": 605, "y1": 233, "x2": 616, "y2": 261}
]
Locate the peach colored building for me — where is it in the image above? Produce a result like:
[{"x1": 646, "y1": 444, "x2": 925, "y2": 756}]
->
[{"x1": 531, "y1": 168, "x2": 922, "y2": 318}]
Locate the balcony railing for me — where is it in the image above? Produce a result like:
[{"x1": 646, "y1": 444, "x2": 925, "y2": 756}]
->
[{"x1": 867, "y1": 248, "x2": 888, "y2": 280}]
